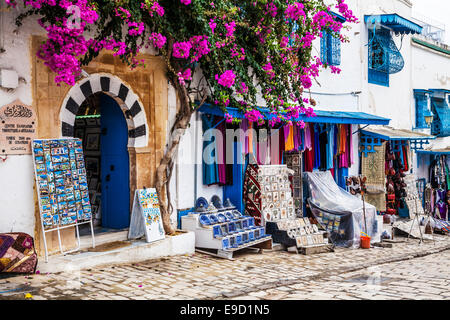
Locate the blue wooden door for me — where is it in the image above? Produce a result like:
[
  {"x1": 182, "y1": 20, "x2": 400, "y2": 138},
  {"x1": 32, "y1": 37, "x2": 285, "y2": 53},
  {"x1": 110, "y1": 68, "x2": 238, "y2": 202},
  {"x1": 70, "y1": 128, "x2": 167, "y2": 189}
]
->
[
  {"x1": 223, "y1": 141, "x2": 245, "y2": 212},
  {"x1": 100, "y1": 94, "x2": 130, "y2": 229}
]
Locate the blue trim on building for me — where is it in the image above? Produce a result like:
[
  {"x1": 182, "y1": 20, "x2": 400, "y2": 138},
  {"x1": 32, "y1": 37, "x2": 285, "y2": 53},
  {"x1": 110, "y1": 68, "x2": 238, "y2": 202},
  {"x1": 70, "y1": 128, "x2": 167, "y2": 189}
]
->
[
  {"x1": 364, "y1": 14, "x2": 423, "y2": 35},
  {"x1": 197, "y1": 104, "x2": 391, "y2": 125}
]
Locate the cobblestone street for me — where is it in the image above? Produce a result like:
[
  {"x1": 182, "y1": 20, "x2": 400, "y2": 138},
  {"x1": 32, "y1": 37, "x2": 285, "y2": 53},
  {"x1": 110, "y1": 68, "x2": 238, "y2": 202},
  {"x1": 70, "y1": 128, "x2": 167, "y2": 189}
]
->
[{"x1": 1, "y1": 235, "x2": 449, "y2": 300}]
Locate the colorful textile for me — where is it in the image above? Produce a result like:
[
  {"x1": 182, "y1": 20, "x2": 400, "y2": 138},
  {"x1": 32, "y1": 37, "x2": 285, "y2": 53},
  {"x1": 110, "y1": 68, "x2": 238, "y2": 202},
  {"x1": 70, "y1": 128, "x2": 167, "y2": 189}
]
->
[
  {"x1": 243, "y1": 162, "x2": 263, "y2": 225},
  {"x1": 362, "y1": 142, "x2": 387, "y2": 211},
  {"x1": 304, "y1": 123, "x2": 312, "y2": 150},
  {"x1": 326, "y1": 125, "x2": 334, "y2": 169},
  {"x1": 0, "y1": 233, "x2": 37, "y2": 274}
]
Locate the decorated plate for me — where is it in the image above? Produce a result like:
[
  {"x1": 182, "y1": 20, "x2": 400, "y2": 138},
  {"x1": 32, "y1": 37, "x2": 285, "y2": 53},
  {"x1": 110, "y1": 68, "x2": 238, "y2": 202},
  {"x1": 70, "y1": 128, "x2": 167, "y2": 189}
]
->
[{"x1": 195, "y1": 197, "x2": 209, "y2": 211}]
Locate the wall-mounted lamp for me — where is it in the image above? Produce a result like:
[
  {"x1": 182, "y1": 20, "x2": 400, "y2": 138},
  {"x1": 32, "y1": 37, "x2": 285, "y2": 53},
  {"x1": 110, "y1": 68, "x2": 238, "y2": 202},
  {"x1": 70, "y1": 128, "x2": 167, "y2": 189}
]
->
[{"x1": 424, "y1": 109, "x2": 434, "y2": 126}]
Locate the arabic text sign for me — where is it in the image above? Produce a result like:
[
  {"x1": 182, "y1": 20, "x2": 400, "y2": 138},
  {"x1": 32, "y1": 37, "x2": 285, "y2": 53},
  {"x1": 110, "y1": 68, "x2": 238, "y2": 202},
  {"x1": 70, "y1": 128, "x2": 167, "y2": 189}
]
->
[{"x1": 0, "y1": 100, "x2": 37, "y2": 155}]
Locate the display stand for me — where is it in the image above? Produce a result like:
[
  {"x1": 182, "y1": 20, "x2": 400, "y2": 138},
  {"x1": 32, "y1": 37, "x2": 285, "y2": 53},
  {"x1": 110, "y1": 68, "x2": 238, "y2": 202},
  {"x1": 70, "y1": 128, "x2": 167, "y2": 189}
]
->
[
  {"x1": 128, "y1": 188, "x2": 165, "y2": 243},
  {"x1": 32, "y1": 139, "x2": 95, "y2": 262},
  {"x1": 266, "y1": 217, "x2": 332, "y2": 254},
  {"x1": 181, "y1": 198, "x2": 272, "y2": 260}
]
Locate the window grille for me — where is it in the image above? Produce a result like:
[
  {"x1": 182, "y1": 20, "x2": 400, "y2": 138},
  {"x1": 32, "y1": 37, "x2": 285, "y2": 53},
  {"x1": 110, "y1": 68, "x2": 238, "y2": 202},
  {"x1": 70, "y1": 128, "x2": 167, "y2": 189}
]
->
[{"x1": 321, "y1": 30, "x2": 341, "y2": 66}]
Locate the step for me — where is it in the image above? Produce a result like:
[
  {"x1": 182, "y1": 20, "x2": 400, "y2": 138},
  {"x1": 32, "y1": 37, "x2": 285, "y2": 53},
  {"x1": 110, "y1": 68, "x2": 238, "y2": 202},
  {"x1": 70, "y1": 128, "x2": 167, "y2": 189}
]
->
[
  {"x1": 79, "y1": 229, "x2": 129, "y2": 250},
  {"x1": 36, "y1": 231, "x2": 195, "y2": 274}
]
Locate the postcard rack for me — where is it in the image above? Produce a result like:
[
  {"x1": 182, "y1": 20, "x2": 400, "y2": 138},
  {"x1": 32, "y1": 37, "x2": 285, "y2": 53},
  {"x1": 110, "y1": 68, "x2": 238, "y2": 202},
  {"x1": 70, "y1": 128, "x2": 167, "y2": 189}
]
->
[{"x1": 32, "y1": 138, "x2": 95, "y2": 262}]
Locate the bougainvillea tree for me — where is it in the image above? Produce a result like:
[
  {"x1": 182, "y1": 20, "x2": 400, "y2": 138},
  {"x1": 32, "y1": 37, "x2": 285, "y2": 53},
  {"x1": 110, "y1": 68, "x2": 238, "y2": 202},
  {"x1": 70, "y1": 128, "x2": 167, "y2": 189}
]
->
[{"x1": 5, "y1": 0, "x2": 357, "y2": 234}]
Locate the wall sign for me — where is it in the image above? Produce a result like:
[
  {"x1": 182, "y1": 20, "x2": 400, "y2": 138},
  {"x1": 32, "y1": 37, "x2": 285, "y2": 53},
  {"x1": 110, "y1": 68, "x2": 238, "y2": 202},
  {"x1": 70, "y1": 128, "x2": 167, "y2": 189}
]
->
[
  {"x1": 128, "y1": 188, "x2": 165, "y2": 243},
  {"x1": 0, "y1": 99, "x2": 37, "y2": 155}
]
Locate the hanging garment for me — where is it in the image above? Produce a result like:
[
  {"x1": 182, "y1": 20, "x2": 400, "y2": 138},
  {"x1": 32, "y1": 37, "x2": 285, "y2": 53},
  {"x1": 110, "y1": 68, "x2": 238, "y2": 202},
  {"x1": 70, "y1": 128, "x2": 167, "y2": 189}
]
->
[
  {"x1": 240, "y1": 119, "x2": 248, "y2": 154},
  {"x1": 258, "y1": 132, "x2": 269, "y2": 165},
  {"x1": 319, "y1": 129, "x2": 328, "y2": 171},
  {"x1": 248, "y1": 122, "x2": 254, "y2": 155},
  {"x1": 304, "y1": 123, "x2": 312, "y2": 150},
  {"x1": 326, "y1": 125, "x2": 335, "y2": 170},
  {"x1": 314, "y1": 125, "x2": 321, "y2": 169},
  {"x1": 202, "y1": 113, "x2": 219, "y2": 185},
  {"x1": 279, "y1": 126, "x2": 285, "y2": 163},
  {"x1": 349, "y1": 124, "x2": 354, "y2": 165},
  {"x1": 270, "y1": 128, "x2": 280, "y2": 164},
  {"x1": 285, "y1": 124, "x2": 295, "y2": 151},
  {"x1": 293, "y1": 125, "x2": 300, "y2": 151},
  {"x1": 304, "y1": 148, "x2": 314, "y2": 172}
]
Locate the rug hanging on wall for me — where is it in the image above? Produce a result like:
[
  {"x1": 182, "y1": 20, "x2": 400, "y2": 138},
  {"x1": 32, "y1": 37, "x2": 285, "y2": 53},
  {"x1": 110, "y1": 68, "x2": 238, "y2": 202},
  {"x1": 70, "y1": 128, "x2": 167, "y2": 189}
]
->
[
  {"x1": 0, "y1": 233, "x2": 38, "y2": 274},
  {"x1": 362, "y1": 142, "x2": 387, "y2": 212}
]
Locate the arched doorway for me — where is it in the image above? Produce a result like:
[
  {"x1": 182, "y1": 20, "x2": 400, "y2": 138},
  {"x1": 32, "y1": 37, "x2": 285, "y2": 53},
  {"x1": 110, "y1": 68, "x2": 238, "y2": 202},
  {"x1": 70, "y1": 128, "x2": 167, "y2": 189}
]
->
[
  {"x1": 59, "y1": 73, "x2": 149, "y2": 232},
  {"x1": 73, "y1": 93, "x2": 130, "y2": 229}
]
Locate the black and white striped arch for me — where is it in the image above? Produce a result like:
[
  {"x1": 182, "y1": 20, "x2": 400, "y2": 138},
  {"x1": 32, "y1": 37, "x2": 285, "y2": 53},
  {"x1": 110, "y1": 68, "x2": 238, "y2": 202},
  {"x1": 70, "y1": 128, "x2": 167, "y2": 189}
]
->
[{"x1": 60, "y1": 73, "x2": 148, "y2": 148}]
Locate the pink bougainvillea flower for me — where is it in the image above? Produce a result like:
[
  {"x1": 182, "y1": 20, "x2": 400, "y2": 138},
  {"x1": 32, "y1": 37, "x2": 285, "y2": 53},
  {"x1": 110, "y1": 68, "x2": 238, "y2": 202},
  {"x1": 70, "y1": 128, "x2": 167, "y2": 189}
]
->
[
  {"x1": 215, "y1": 70, "x2": 236, "y2": 88},
  {"x1": 173, "y1": 41, "x2": 192, "y2": 59},
  {"x1": 149, "y1": 32, "x2": 167, "y2": 49},
  {"x1": 181, "y1": 0, "x2": 191, "y2": 4}
]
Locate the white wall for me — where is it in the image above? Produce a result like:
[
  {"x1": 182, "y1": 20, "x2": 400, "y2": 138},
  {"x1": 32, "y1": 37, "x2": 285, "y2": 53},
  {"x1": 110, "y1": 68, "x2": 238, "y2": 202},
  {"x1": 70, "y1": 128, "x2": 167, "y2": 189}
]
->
[{"x1": 0, "y1": 5, "x2": 42, "y2": 234}]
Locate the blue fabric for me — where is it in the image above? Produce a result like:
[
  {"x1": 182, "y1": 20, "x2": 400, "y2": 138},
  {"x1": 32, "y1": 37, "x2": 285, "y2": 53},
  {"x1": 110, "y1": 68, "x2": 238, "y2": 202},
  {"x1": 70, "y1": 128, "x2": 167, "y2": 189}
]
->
[
  {"x1": 337, "y1": 167, "x2": 348, "y2": 189},
  {"x1": 202, "y1": 113, "x2": 219, "y2": 185},
  {"x1": 327, "y1": 125, "x2": 335, "y2": 169},
  {"x1": 314, "y1": 125, "x2": 321, "y2": 169}
]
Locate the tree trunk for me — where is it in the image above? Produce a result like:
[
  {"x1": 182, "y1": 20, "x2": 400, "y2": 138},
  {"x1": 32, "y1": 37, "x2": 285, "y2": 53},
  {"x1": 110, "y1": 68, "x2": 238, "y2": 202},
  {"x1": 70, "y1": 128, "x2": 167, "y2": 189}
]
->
[{"x1": 155, "y1": 79, "x2": 195, "y2": 235}]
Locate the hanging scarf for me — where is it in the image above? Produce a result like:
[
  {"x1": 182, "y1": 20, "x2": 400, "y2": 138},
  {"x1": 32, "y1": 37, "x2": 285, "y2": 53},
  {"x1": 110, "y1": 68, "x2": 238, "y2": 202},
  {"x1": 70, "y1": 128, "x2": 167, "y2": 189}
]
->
[{"x1": 304, "y1": 123, "x2": 312, "y2": 150}]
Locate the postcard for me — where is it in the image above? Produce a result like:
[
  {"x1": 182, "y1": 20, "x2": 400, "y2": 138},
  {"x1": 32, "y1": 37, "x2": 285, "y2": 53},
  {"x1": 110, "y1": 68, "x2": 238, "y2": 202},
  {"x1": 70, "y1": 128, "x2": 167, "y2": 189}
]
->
[
  {"x1": 66, "y1": 193, "x2": 75, "y2": 202},
  {"x1": 40, "y1": 188, "x2": 49, "y2": 197},
  {"x1": 47, "y1": 172, "x2": 54, "y2": 182},
  {"x1": 34, "y1": 148, "x2": 43, "y2": 156},
  {"x1": 80, "y1": 182, "x2": 88, "y2": 191},
  {"x1": 79, "y1": 175, "x2": 87, "y2": 184},
  {"x1": 55, "y1": 177, "x2": 65, "y2": 186},
  {"x1": 60, "y1": 154, "x2": 70, "y2": 163},
  {"x1": 52, "y1": 215, "x2": 60, "y2": 226},
  {"x1": 51, "y1": 204, "x2": 58, "y2": 214},
  {"x1": 58, "y1": 201, "x2": 67, "y2": 211},
  {"x1": 68, "y1": 200, "x2": 76, "y2": 209}
]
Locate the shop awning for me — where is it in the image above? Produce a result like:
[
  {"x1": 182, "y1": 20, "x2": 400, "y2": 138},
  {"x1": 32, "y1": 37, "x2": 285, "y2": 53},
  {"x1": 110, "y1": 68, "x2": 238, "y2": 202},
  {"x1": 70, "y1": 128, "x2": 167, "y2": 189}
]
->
[
  {"x1": 197, "y1": 104, "x2": 391, "y2": 125},
  {"x1": 416, "y1": 136, "x2": 450, "y2": 155},
  {"x1": 364, "y1": 14, "x2": 423, "y2": 35},
  {"x1": 361, "y1": 126, "x2": 436, "y2": 141},
  {"x1": 360, "y1": 126, "x2": 436, "y2": 156}
]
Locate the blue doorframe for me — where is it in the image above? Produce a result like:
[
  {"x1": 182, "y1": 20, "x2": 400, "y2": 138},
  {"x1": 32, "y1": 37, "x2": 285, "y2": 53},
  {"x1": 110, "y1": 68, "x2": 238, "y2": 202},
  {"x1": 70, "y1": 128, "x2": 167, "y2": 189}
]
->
[{"x1": 100, "y1": 94, "x2": 130, "y2": 229}]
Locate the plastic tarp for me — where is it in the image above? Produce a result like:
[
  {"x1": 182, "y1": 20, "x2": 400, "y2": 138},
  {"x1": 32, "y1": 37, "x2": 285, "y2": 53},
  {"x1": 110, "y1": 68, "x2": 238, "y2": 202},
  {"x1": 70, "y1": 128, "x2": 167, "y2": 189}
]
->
[{"x1": 303, "y1": 171, "x2": 381, "y2": 248}]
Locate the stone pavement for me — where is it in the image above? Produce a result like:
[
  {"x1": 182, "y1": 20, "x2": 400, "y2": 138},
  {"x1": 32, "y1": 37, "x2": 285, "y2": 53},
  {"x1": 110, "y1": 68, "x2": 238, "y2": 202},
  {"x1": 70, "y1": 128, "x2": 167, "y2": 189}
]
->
[{"x1": 0, "y1": 234, "x2": 449, "y2": 300}]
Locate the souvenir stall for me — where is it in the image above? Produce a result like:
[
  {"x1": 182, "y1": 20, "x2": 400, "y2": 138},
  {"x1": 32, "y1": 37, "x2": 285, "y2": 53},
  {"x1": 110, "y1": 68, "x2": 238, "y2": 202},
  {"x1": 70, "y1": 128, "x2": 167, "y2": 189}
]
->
[
  {"x1": 360, "y1": 126, "x2": 435, "y2": 220},
  {"x1": 197, "y1": 104, "x2": 390, "y2": 214},
  {"x1": 192, "y1": 104, "x2": 390, "y2": 253},
  {"x1": 416, "y1": 137, "x2": 450, "y2": 233},
  {"x1": 243, "y1": 161, "x2": 330, "y2": 251}
]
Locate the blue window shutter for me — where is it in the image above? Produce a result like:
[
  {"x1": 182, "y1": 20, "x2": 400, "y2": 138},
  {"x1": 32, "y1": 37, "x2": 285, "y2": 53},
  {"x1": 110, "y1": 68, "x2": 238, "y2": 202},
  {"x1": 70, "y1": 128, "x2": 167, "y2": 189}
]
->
[
  {"x1": 321, "y1": 30, "x2": 328, "y2": 64},
  {"x1": 415, "y1": 93, "x2": 428, "y2": 129},
  {"x1": 329, "y1": 33, "x2": 341, "y2": 66},
  {"x1": 368, "y1": 69, "x2": 389, "y2": 87}
]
